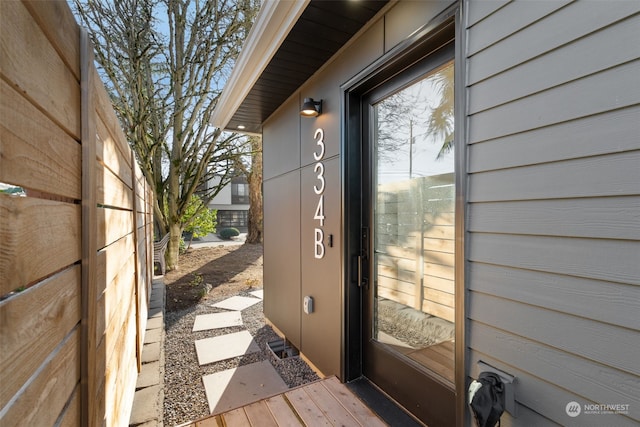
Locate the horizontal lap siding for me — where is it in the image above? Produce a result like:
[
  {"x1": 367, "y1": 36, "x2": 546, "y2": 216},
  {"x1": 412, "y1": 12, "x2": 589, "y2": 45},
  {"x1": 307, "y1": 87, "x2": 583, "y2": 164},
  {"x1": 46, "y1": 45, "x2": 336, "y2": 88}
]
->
[{"x1": 464, "y1": 1, "x2": 640, "y2": 425}]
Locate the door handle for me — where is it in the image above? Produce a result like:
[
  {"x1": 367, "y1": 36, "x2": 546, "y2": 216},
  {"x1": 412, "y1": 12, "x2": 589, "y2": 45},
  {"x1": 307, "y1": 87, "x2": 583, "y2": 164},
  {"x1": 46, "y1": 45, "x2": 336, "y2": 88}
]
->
[
  {"x1": 352, "y1": 254, "x2": 368, "y2": 289},
  {"x1": 351, "y1": 255, "x2": 362, "y2": 287}
]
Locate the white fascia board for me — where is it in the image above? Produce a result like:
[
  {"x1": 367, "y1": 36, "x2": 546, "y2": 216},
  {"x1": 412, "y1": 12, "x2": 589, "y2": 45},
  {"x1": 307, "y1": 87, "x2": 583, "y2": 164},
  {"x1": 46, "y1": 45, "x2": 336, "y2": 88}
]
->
[{"x1": 210, "y1": 0, "x2": 310, "y2": 129}]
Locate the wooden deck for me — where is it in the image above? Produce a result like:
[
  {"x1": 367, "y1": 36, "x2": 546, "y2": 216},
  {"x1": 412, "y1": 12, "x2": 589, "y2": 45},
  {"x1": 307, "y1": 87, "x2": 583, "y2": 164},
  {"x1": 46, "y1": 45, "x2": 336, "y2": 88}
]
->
[
  {"x1": 407, "y1": 340, "x2": 455, "y2": 385},
  {"x1": 182, "y1": 376, "x2": 388, "y2": 426}
]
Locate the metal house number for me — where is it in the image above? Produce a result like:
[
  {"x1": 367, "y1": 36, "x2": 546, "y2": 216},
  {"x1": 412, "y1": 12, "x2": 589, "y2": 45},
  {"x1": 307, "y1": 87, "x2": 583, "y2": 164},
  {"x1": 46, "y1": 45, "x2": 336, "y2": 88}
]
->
[{"x1": 313, "y1": 128, "x2": 325, "y2": 259}]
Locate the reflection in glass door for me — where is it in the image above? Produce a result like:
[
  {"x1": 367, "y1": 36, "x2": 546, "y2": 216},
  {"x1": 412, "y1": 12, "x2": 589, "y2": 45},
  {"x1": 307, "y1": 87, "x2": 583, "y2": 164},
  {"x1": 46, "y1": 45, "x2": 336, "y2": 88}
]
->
[{"x1": 372, "y1": 60, "x2": 455, "y2": 385}]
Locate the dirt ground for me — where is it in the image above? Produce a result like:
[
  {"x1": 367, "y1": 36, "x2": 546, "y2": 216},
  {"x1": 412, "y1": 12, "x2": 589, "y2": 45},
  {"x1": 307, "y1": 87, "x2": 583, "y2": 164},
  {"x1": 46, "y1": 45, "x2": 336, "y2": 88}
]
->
[{"x1": 164, "y1": 243, "x2": 263, "y2": 312}]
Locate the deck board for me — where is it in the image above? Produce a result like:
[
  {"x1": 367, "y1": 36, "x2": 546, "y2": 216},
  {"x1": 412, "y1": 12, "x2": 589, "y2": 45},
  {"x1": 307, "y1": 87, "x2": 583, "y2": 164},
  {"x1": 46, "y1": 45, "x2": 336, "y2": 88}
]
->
[
  {"x1": 322, "y1": 377, "x2": 387, "y2": 427},
  {"x1": 265, "y1": 395, "x2": 302, "y2": 427},
  {"x1": 182, "y1": 377, "x2": 388, "y2": 427},
  {"x1": 244, "y1": 401, "x2": 279, "y2": 427},
  {"x1": 285, "y1": 387, "x2": 332, "y2": 426},
  {"x1": 407, "y1": 340, "x2": 455, "y2": 384},
  {"x1": 304, "y1": 381, "x2": 360, "y2": 426}
]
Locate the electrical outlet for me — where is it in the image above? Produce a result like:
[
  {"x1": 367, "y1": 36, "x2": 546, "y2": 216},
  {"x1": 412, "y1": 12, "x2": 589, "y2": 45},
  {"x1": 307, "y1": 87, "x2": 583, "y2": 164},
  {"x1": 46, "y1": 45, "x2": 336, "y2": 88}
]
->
[{"x1": 303, "y1": 296, "x2": 314, "y2": 314}]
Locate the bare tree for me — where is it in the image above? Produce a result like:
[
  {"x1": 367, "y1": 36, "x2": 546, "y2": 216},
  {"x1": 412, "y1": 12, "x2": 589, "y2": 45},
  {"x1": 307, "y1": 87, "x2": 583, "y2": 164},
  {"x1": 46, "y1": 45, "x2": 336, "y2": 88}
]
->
[
  {"x1": 376, "y1": 61, "x2": 454, "y2": 165},
  {"x1": 72, "y1": 0, "x2": 260, "y2": 269},
  {"x1": 236, "y1": 136, "x2": 262, "y2": 244}
]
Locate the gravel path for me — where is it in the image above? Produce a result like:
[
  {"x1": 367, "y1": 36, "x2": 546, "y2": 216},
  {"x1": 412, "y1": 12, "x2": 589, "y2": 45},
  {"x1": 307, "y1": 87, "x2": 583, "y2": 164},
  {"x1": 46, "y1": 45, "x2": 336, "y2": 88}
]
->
[{"x1": 163, "y1": 288, "x2": 319, "y2": 426}]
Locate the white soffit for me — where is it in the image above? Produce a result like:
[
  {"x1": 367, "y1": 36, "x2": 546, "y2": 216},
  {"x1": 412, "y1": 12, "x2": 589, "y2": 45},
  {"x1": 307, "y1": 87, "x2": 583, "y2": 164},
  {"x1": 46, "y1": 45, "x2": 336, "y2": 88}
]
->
[{"x1": 210, "y1": 0, "x2": 310, "y2": 130}]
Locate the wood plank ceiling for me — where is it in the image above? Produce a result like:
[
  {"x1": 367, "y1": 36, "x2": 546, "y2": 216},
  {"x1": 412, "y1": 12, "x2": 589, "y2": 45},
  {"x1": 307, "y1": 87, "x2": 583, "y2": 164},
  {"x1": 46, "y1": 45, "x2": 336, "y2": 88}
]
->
[{"x1": 226, "y1": 0, "x2": 389, "y2": 134}]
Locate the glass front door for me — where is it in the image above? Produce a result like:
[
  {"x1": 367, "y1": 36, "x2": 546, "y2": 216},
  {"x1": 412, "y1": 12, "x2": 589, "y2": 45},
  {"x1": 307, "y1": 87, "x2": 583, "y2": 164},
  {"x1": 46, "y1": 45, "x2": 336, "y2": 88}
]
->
[
  {"x1": 373, "y1": 60, "x2": 455, "y2": 382},
  {"x1": 360, "y1": 51, "x2": 457, "y2": 426}
]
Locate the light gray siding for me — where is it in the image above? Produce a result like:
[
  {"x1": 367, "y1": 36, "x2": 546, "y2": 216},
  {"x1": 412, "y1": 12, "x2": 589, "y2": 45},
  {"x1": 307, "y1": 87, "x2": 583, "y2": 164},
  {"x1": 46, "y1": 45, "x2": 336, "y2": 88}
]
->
[{"x1": 464, "y1": 1, "x2": 640, "y2": 426}]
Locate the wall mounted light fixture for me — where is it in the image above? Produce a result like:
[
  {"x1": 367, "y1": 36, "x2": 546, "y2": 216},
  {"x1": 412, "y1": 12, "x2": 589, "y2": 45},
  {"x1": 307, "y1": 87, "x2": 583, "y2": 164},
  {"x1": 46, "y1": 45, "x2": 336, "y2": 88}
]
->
[{"x1": 300, "y1": 98, "x2": 322, "y2": 117}]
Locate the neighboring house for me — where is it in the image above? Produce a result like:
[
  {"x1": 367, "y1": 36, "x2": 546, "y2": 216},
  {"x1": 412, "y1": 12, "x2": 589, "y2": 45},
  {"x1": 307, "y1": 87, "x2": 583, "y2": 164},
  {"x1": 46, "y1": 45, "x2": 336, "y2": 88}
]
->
[
  {"x1": 211, "y1": 1, "x2": 640, "y2": 426},
  {"x1": 204, "y1": 175, "x2": 250, "y2": 232}
]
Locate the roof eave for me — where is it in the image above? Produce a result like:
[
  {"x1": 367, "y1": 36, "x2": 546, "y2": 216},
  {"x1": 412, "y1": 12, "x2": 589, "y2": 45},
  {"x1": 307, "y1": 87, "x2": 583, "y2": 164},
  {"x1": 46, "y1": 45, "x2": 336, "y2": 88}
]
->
[{"x1": 210, "y1": 0, "x2": 310, "y2": 133}]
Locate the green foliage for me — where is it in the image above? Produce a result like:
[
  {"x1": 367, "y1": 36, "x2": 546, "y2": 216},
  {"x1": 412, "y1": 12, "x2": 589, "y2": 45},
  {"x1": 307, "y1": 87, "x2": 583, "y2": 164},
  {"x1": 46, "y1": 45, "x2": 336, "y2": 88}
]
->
[
  {"x1": 182, "y1": 195, "x2": 217, "y2": 239},
  {"x1": 219, "y1": 227, "x2": 240, "y2": 240},
  {"x1": 0, "y1": 186, "x2": 25, "y2": 196},
  {"x1": 189, "y1": 273, "x2": 203, "y2": 287}
]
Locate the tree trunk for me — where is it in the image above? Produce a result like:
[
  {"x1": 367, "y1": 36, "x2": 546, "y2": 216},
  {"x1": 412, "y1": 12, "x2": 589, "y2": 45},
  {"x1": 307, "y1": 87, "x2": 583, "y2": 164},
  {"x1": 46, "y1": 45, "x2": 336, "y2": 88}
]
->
[
  {"x1": 246, "y1": 137, "x2": 263, "y2": 244},
  {"x1": 166, "y1": 222, "x2": 182, "y2": 271}
]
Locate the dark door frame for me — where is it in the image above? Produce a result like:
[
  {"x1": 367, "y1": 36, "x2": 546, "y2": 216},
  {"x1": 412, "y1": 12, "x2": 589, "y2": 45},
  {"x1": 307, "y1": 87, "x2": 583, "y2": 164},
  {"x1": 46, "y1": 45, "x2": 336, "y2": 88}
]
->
[{"x1": 341, "y1": 5, "x2": 467, "y2": 426}]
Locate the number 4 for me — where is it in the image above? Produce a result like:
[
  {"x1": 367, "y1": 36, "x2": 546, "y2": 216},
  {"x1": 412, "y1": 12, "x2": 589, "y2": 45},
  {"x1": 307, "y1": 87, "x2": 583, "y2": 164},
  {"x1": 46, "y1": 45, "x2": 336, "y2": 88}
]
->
[{"x1": 314, "y1": 195, "x2": 325, "y2": 226}]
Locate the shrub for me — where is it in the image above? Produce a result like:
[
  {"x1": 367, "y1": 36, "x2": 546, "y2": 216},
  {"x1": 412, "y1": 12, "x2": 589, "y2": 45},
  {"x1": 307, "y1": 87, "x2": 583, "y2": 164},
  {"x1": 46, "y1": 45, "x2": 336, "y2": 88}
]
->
[
  {"x1": 182, "y1": 195, "x2": 217, "y2": 239},
  {"x1": 219, "y1": 227, "x2": 240, "y2": 240}
]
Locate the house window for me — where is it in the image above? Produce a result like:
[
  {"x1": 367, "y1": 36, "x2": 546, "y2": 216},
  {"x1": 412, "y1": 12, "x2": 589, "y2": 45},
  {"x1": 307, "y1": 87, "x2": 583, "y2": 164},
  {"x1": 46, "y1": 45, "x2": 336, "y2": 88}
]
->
[
  {"x1": 231, "y1": 182, "x2": 249, "y2": 204},
  {"x1": 217, "y1": 210, "x2": 248, "y2": 229}
]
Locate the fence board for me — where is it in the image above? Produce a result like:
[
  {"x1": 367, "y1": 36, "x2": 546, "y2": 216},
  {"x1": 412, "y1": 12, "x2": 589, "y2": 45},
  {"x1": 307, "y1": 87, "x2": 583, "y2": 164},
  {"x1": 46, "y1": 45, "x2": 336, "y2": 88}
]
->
[
  {"x1": 0, "y1": 1, "x2": 80, "y2": 139},
  {"x1": 379, "y1": 264, "x2": 414, "y2": 285},
  {"x1": 424, "y1": 275, "x2": 455, "y2": 294},
  {"x1": 97, "y1": 162, "x2": 134, "y2": 209},
  {"x1": 95, "y1": 254, "x2": 135, "y2": 341},
  {"x1": 22, "y1": 0, "x2": 81, "y2": 81},
  {"x1": 424, "y1": 250, "x2": 454, "y2": 267},
  {"x1": 96, "y1": 119, "x2": 133, "y2": 188},
  {"x1": 378, "y1": 286, "x2": 414, "y2": 308},
  {"x1": 99, "y1": 282, "x2": 136, "y2": 375},
  {"x1": 0, "y1": 266, "x2": 80, "y2": 409},
  {"x1": 104, "y1": 309, "x2": 138, "y2": 426},
  {"x1": 376, "y1": 174, "x2": 456, "y2": 315},
  {"x1": 378, "y1": 274, "x2": 414, "y2": 295},
  {"x1": 422, "y1": 300, "x2": 454, "y2": 323},
  {"x1": 91, "y1": 345, "x2": 107, "y2": 425},
  {"x1": 0, "y1": 80, "x2": 81, "y2": 199},
  {"x1": 57, "y1": 385, "x2": 81, "y2": 427},
  {"x1": 80, "y1": 27, "x2": 98, "y2": 427},
  {"x1": 95, "y1": 233, "x2": 135, "y2": 298},
  {"x1": 1, "y1": 3, "x2": 154, "y2": 425},
  {"x1": 0, "y1": 196, "x2": 80, "y2": 295},
  {"x1": 424, "y1": 262, "x2": 454, "y2": 281},
  {"x1": 93, "y1": 68, "x2": 131, "y2": 169},
  {"x1": 423, "y1": 288, "x2": 454, "y2": 307},
  {"x1": 96, "y1": 207, "x2": 134, "y2": 250},
  {"x1": 1, "y1": 328, "x2": 80, "y2": 427},
  {"x1": 94, "y1": 285, "x2": 136, "y2": 424}
]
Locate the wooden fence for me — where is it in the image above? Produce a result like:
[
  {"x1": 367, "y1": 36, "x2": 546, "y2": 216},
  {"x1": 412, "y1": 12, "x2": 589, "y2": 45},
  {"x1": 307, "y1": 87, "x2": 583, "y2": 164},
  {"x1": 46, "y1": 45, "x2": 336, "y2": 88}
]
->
[
  {"x1": 0, "y1": 1, "x2": 154, "y2": 425},
  {"x1": 376, "y1": 173, "x2": 455, "y2": 323}
]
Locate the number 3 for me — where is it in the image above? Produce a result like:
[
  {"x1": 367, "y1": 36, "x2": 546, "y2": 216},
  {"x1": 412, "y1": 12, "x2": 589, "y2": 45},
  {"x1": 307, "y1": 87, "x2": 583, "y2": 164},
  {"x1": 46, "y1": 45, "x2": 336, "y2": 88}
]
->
[
  {"x1": 313, "y1": 128, "x2": 325, "y2": 161},
  {"x1": 314, "y1": 163, "x2": 325, "y2": 194}
]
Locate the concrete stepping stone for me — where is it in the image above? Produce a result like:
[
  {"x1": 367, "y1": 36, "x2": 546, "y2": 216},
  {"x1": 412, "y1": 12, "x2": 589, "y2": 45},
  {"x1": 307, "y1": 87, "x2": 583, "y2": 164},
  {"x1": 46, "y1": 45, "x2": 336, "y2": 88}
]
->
[
  {"x1": 249, "y1": 289, "x2": 263, "y2": 299},
  {"x1": 211, "y1": 295, "x2": 261, "y2": 311},
  {"x1": 195, "y1": 330, "x2": 260, "y2": 366},
  {"x1": 193, "y1": 311, "x2": 243, "y2": 332},
  {"x1": 202, "y1": 360, "x2": 288, "y2": 415}
]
